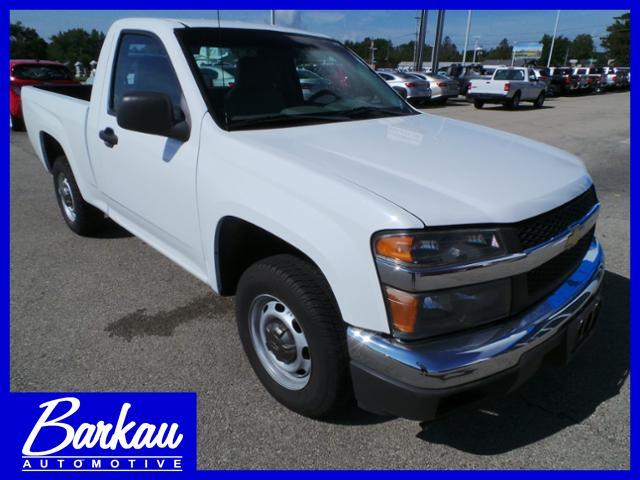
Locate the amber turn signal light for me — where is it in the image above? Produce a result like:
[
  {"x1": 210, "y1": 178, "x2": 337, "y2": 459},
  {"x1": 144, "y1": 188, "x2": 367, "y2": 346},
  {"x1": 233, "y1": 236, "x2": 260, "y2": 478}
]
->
[
  {"x1": 375, "y1": 235, "x2": 415, "y2": 263},
  {"x1": 384, "y1": 286, "x2": 419, "y2": 334}
]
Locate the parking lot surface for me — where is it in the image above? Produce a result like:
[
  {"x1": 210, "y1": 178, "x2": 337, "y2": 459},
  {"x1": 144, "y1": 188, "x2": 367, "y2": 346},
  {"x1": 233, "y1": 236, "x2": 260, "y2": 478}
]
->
[{"x1": 10, "y1": 91, "x2": 629, "y2": 469}]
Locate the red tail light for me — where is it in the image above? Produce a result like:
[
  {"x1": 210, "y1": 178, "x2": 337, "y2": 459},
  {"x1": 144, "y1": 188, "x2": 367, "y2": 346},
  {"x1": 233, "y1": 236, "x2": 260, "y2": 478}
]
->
[
  {"x1": 437, "y1": 82, "x2": 447, "y2": 87},
  {"x1": 612, "y1": 75, "x2": 617, "y2": 81},
  {"x1": 564, "y1": 76, "x2": 572, "y2": 84},
  {"x1": 404, "y1": 82, "x2": 417, "y2": 88},
  {"x1": 503, "y1": 83, "x2": 511, "y2": 91},
  {"x1": 228, "y1": 82, "x2": 236, "y2": 88}
]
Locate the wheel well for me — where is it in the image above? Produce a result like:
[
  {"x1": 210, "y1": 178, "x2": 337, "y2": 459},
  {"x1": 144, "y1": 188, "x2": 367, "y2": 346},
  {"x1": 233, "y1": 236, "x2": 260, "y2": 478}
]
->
[
  {"x1": 215, "y1": 217, "x2": 311, "y2": 296},
  {"x1": 40, "y1": 132, "x2": 65, "y2": 172}
]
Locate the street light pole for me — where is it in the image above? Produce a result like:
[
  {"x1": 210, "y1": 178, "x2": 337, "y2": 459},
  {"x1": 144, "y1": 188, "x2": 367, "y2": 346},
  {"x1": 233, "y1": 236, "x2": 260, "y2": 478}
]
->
[
  {"x1": 547, "y1": 10, "x2": 560, "y2": 68},
  {"x1": 472, "y1": 39, "x2": 478, "y2": 63},
  {"x1": 462, "y1": 10, "x2": 472, "y2": 66}
]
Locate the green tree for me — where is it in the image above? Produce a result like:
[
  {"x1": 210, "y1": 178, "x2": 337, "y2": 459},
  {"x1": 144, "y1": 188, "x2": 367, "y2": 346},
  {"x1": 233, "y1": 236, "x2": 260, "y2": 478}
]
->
[
  {"x1": 439, "y1": 36, "x2": 460, "y2": 62},
  {"x1": 601, "y1": 12, "x2": 630, "y2": 65},
  {"x1": 47, "y1": 28, "x2": 105, "y2": 66},
  {"x1": 10, "y1": 22, "x2": 47, "y2": 59},
  {"x1": 540, "y1": 33, "x2": 572, "y2": 66},
  {"x1": 571, "y1": 34, "x2": 595, "y2": 61},
  {"x1": 485, "y1": 38, "x2": 511, "y2": 60}
]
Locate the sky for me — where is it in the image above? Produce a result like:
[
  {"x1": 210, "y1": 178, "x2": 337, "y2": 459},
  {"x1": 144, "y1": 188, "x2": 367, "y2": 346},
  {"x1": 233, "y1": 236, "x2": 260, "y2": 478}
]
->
[{"x1": 10, "y1": 9, "x2": 629, "y2": 50}]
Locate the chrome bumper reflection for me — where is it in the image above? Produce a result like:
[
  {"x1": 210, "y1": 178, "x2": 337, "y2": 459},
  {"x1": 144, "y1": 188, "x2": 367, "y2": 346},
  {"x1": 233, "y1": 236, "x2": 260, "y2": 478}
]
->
[{"x1": 348, "y1": 239, "x2": 604, "y2": 390}]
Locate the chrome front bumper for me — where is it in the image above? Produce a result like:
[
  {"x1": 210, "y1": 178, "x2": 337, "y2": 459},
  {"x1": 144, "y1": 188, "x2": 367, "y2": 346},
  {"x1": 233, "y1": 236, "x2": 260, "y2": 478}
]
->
[{"x1": 348, "y1": 239, "x2": 604, "y2": 391}]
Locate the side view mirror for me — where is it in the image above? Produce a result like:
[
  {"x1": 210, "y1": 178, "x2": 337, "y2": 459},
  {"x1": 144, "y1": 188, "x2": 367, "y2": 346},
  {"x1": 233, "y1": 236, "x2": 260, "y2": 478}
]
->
[{"x1": 117, "y1": 92, "x2": 190, "y2": 142}]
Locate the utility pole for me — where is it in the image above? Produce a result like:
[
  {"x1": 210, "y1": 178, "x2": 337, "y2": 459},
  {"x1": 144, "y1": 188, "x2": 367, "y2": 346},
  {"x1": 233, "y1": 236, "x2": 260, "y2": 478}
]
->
[
  {"x1": 461, "y1": 10, "x2": 472, "y2": 66},
  {"x1": 412, "y1": 14, "x2": 420, "y2": 66},
  {"x1": 270, "y1": 10, "x2": 276, "y2": 25},
  {"x1": 431, "y1": 9, "x2": 446, "y2": 74},
  {"x1": 415, "y1": 10, "x2": 428, "y2": 72},
  {"x1": 369, "y1": 39, "x2": 377, "y2": 67},
  {"x1": 547, "y1": 10, "x2": 560, "y2": 68}
]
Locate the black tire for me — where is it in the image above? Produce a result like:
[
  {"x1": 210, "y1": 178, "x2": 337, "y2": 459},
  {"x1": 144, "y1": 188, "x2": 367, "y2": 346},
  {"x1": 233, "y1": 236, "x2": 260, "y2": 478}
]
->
[
  {"x1": 235, "y1": 254, "x2": 351, "y2": 419},
  {"x1": 52, "y1": 156, "x2": 108, "y2": 236},
  {"x1": 507, "y1": 91, "x2": 521, "y2": 110},
  {"x1": 10, "y1": 114, "x2": 24, "y2": 131},
  {"x1": 473, "y1": 100, "x2": 484, "y2": 109},
  {"x1": 534, "y1": 91, "x2": 546, "y2": 108}
]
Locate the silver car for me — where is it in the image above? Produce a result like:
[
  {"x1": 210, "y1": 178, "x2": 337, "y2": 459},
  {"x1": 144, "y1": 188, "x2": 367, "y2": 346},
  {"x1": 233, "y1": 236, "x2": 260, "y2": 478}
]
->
[
  {"x1": 296, "y1": 68, "x2": 330, "y2": 100},
  {"x1": 410, "y1": 72, "x2": 459, "y2": 104},
  {"x1": 377, "y1": 71, "x2": 432, "y2": 105}
]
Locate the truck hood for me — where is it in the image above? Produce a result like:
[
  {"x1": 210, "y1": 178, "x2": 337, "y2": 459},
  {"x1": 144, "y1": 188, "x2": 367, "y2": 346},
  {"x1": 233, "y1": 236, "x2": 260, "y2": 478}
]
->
[{"x1": 238, "y1": 112, "x2": 592, "y2": 226}]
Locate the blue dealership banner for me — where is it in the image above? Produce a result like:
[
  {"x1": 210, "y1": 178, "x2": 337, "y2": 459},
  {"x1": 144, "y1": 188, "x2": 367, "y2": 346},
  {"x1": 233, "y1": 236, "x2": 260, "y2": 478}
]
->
[{"x1": 8, "y1": 392, "x2": 196, "y2": 475}]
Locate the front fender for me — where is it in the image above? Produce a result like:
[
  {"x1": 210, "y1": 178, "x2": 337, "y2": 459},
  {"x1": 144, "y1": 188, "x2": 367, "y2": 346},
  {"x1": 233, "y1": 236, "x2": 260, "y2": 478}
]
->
[{"x1": 196, "y1": 118, "x2": 423, "y2": 334}]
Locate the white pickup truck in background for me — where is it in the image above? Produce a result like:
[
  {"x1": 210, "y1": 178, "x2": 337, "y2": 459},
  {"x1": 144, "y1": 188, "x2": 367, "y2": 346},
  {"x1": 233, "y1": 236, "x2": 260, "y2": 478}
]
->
[
  {"x1": 467, "y1": 66, "x2": 547, "y2": 109},
  {"x1": 22, "y1": 18, "x2": 603, "y2": 421}
]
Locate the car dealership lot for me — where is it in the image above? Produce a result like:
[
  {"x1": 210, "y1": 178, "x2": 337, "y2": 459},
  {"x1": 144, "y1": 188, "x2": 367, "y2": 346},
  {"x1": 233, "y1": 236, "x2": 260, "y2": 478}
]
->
[{"x1": 10, "y1": 91, "x2": 629, "y2": 469}]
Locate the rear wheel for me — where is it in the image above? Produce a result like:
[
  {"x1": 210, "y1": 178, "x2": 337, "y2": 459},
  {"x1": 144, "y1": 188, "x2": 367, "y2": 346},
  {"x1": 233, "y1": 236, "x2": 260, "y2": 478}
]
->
[
  {"x1": 534, "y1": 91, "x2": 546, "y2": 108},
  {"x1": 236, "y1": 254, "x2": 351, "y2": 418},
  {"x1": 473, "y1": 100, "x2": 484, "y2": 109},
  {"x1": 52, "y1": 156, "x2": 108, "y2": 236},
  {"x1": 507, "y1": 91, "x2": 521, "y2": 110},
  {"x1": 10, "y1": 114, "x2": 24, "y2": 131}
]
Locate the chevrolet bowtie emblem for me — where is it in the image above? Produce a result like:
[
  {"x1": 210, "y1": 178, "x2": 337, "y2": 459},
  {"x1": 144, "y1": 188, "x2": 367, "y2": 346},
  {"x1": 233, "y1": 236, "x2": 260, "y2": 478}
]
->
[{"x1": 565, "y1": 224, "x2": 583, "y2": 250}]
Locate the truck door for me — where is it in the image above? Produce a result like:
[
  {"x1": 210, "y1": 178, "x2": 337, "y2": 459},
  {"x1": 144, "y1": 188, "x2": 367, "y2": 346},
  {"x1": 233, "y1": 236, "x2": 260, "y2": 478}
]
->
[
  {"x1": 91, "y1": 31, "x2": 204, "y2": 273},
  {"x1": 526, "y1": 68, "x2": 539, "y2": 99}
]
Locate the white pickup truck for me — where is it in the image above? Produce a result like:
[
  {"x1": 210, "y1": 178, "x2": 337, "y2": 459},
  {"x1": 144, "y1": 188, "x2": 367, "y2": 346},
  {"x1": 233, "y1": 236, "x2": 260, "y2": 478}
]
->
[
  {"x1": 22, "y1": 18, "x2": 603, "y2": 421},
  {"x1": 467, "y1": 66, "x2": 547, "y2": 109}
]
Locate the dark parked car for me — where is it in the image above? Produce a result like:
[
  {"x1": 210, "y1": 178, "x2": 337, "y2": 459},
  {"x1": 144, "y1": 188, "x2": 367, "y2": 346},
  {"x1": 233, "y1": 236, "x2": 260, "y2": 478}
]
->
[{"x1": 548, "y1": 67, "x2": 580, "y2": 96}]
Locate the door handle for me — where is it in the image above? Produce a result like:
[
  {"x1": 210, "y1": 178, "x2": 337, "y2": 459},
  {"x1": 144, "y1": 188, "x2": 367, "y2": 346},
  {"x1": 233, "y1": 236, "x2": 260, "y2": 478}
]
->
[{"x1": 99, "y1": 128, "x2": 118, "y2": 148}]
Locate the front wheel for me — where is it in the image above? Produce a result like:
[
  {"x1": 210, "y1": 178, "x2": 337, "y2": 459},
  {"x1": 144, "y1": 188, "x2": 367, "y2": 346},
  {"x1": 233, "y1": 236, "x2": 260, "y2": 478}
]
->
[
  {"x1": 534, "y1": 91, "x2": 546, "y2": 108},
  {"x1": 52, "y1": 157, "x2": 108, "y2": 236},
  {"x1": 235, "y1": 254, "x2": 351, "y2": 418}
]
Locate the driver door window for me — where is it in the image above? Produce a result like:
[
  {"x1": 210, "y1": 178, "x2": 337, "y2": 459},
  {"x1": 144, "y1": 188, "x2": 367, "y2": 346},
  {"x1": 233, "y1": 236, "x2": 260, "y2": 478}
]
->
[{"x1": 110, "y1": 33, "x2": 184, "y2": 120}]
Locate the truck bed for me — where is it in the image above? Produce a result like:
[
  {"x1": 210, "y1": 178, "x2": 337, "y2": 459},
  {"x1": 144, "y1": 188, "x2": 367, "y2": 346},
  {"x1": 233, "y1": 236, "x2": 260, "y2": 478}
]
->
[
  {"x1": 33, "y1": 83, "x2": 93, "y2": 102},
  {"x1": 22, "y1": 83, "x2": 93, "y2": 184}
]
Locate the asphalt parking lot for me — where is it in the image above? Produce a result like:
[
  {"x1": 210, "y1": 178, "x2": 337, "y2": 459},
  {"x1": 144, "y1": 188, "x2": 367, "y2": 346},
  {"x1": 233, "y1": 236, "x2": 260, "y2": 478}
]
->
[{"x1": 10, "y1": 91, "x2": 629, "y2": 469}]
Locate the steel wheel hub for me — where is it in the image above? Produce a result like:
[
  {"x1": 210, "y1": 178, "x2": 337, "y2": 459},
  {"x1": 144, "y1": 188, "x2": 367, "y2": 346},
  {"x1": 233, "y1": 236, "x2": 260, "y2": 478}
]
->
[
  {"x1": 249, "y1": 295, "x2": 311, "y2": 390},
  {"x1": 57, "y1": 174, "x2": 76, "y2": 222}
]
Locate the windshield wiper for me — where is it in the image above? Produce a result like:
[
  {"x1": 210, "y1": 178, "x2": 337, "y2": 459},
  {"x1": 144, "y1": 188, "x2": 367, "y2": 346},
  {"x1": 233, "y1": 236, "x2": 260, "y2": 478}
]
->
[
  {"x1": 227, "y1": 112, "x2": 351, "y2": 130},
  {"x1": 337, "y1": 106, "x2": 412, "y2": 119}
]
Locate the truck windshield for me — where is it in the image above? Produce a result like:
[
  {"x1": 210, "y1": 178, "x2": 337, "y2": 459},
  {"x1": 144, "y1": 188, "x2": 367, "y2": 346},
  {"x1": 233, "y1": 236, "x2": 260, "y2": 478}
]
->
[
  {"x1": 176, "y1": 28, "x2": 415, "y2": 130},
  {"x1": 12, "y1": 64, "x2": 74, "y2": 81},
  {"x1": 494, "y1": 69, "x2": 525, "y2": 81}
]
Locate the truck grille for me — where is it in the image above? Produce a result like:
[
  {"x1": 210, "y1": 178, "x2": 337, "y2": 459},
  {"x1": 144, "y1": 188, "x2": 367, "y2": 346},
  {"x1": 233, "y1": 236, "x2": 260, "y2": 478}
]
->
[
  {"x1": 516, "y1": 186, "x2": 598, "y2": 249},
  {"x1": 525, "y1": 227, "x2": 595, "y2": 303}
]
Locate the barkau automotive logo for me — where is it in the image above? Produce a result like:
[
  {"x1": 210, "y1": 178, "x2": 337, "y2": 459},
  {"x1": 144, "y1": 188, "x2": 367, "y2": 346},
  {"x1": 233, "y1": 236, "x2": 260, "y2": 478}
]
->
[{"x1": 21, "y1": 397, "x2": 185, "y2": 473}]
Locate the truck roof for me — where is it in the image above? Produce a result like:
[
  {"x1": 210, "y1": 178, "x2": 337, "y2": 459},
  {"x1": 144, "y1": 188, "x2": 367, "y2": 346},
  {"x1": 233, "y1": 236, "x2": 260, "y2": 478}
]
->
[{"x1": 110, "y1": 17, "x2": 331, "y2": 40}]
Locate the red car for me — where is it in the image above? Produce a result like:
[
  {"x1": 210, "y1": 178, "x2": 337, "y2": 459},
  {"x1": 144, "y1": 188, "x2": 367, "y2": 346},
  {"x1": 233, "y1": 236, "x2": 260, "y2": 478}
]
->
[{"x1": 10, "y1": 59, "x2": 78, "y2": 131}]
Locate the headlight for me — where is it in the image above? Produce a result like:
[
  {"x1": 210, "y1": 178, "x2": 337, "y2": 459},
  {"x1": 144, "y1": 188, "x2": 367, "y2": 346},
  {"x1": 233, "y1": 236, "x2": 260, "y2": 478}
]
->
[
  {"x1": 375, "y1": 229, "x2": 507, "y2": 268},
  {"x1": 384, "y1": 280, "x2": 511, "y2": 339},
  {"x1": 374, "y1": 228, "x2": 512, "y2": 339}
]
